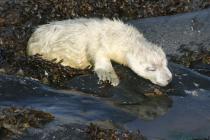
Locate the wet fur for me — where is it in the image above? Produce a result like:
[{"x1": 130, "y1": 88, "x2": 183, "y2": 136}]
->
[{"x1": 27, "y1": 18, "x2": 172, "y2": 86}]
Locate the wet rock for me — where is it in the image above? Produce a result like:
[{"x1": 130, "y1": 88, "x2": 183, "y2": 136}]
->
[
  {"x1": 129, "y1": 8, "x2": 210, "y2": 57},
  {"x1": 191, "y1": 63, "x2": 210, "y2": 76}
]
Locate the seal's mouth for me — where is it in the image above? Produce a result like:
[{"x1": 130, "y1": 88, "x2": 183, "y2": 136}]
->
[
  {"x1": 151, "y1": 80, "x2": 169, "y2": 87},
  {"x1": 150, "y1": 75, "x2": 172, "y2": 87},
  {"x1": 157, "y1": 82, "x2": 169, "y2": 87}
]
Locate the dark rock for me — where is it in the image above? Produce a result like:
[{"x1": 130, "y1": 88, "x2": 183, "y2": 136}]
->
[{"x1": 129, "y1": 8, "x2": 210, "y2": 57}]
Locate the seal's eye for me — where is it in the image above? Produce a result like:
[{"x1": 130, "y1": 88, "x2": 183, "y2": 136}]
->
[{"x1": 146, "y1": 67, "x2": 156, "y2": 71}]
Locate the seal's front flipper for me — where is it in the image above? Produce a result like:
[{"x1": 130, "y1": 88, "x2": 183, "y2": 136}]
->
[
  {"x1": 93, "y1": 52, "x2": 119, "y2": 86},
  {"x1": 95, "y1": 68, "x2": 119, "y2": 86}
]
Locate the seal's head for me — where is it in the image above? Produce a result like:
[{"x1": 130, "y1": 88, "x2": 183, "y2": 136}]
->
[{"x1": 127, "y1": 43, "x2": 172, "y2": 86}]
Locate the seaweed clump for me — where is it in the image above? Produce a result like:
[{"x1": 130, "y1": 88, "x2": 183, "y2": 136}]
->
[
  {"x1": 171, "y1": 46, "x2": 210, "y2": 77},
  {"x1": 1, "y1": 0, "x2": 210, "y2": 24},
  {"x1": 86, "y1": 123, "x2": 146, "y2": 140},
  {"x1": 14, "y1": 54, "x2": 92, "y2": 88},
  {"x1": 0, "y1": 107, "x2": 54, "y2": 139}
]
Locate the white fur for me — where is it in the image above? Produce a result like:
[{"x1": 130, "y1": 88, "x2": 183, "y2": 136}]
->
[{"x1": 27, "y1": 18, "x2": 172, "y2": 86}]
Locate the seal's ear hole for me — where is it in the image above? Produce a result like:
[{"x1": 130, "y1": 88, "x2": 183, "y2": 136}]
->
[{"x1": 146, "y1": 66, "x2": 156, "y2": 72}]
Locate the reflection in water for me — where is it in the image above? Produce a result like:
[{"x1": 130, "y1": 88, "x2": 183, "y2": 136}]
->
[
  {"x1": 65, "y1": 64, "x2": 173, "y2": 120},
  {"x1": 115, "y1": 95, "x2": 172, "y2": 120}
]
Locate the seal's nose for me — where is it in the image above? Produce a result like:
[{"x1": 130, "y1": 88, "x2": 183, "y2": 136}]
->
[{"x1": 167, "y1": 77, "x2": 172, "y2": 83}]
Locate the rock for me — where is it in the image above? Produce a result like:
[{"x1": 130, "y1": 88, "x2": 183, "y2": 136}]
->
[{"x1": 129, "y1": 8, "x2": 210, "y2": 57}]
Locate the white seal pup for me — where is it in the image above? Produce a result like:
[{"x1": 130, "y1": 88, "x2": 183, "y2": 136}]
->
[{"x1": 27, "y1": 18, "x2": 172, "y2": 86}]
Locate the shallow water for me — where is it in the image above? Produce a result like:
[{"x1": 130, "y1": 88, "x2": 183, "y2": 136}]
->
[
  {"x1": 0, "y1": 63, "x2": 210, "y2": 139},
  {"x1": 127, "y1": 93, "x2": 210, "y2": 140}
]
